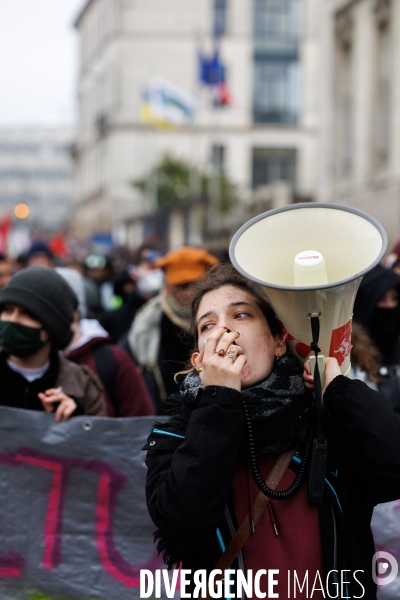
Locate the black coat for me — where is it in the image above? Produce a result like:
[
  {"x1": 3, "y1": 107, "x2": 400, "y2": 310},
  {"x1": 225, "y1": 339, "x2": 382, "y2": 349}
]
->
[
  {"x1": 100, "y1": 291, "x2": 146, "y2": 343},
  {"x1": 144, "y1": 376, "x2": 400, "y2": 599}
]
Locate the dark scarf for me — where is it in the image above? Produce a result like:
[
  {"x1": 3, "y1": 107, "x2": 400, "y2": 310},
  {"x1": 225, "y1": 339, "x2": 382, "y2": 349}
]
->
[{"x1": 163, "y1": 351, "x2": 314, "y2": 455}]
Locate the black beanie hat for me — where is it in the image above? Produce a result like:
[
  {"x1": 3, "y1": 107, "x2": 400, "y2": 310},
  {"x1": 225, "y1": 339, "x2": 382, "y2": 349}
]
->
[{"x1": 0, "y1": 266, "x2": 78, "y2": 349}]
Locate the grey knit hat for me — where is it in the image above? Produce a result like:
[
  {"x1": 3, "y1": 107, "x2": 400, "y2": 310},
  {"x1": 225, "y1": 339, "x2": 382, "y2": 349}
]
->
[{"x1": 0, "y1": 266, "x2": 78, "y2": 349}]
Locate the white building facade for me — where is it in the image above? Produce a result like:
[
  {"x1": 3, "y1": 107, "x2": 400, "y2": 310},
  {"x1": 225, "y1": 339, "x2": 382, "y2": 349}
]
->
[
  {"x1": 74, "y1": 0, "x2": 322, "y2": 248},
  {"x1": 318, "y1": 0, "x2": 400, "y2": 248}
]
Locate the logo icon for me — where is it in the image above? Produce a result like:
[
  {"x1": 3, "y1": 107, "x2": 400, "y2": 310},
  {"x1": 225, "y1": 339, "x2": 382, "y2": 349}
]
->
[{"x1": 372, "y1": 551, "x2": 399, "y2": 586}]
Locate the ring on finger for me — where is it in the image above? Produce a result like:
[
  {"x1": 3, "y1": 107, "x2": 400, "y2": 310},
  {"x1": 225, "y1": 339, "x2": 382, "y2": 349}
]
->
[
  {"x1": 226, "y1": 345, "x2": 237, "y2": 361},
  {"x1": 216, "y1": 348, "x2": 225, "y2": 356}
]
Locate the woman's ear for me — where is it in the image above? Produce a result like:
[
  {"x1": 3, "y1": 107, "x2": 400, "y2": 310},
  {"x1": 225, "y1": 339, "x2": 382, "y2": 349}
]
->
[
  {"x1": 191, "y1": 352, "x2": 199, "y2": 368},
  {"x1": 191, "y1": 347, "x2": 204, "y2": 369},
  {"x1": 274, "y1": 333, "x2": 287, "y2": 357}
]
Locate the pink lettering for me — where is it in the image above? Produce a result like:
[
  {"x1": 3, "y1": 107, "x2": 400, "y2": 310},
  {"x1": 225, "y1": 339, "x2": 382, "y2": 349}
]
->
[
  {"x1": 0, "y1": 453, "x2": 26, "y2": 578},
  {"x1": 3, "y1": 447, "x2": 160, "y2": 587},
  {"x1": 16, "y1": 454, "x2": 67, "y2": 569}
]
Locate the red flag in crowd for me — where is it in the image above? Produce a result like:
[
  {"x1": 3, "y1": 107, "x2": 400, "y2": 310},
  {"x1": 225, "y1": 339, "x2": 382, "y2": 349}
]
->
[
  {"x1": 49, "y1": 232, "x2": 70, "y2": 259},
  {"x1": 0, "y1": 215, "x2": 12, "y2": 254}
]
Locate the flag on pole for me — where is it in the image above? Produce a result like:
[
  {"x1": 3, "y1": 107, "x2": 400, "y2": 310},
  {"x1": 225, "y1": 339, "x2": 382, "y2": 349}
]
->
[
  {"x1": 198, "y1": 48, "x2": 231, "y2": 106},
  {"x1": 140, "y1": 77, "x2": 197, "y2": 128},
  {"x1": 198, "y1": 48, "x2": 225, "y2": 85}
]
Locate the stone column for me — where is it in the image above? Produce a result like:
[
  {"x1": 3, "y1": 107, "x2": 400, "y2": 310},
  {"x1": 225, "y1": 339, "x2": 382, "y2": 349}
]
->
[{"x1": 352, "y1": 0, "x2": 374, "y2": 187}]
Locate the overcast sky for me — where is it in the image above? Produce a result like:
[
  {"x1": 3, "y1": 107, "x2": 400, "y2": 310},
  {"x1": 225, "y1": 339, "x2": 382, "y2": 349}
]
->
[{"x1": 0, "y1": 0, "x2": 85, "y2": 128}]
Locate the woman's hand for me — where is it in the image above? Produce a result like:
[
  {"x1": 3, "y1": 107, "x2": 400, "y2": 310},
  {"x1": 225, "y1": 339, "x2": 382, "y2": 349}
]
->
[
  {"x1": 38, "y1": 388, "x2": 78, "y2": 422},
  {"x1": 303, "y1": 356, "x2": 341, "y2": 398},
  {"x1": 193, "y1": 327, "x2": 247, "y2": 392}
]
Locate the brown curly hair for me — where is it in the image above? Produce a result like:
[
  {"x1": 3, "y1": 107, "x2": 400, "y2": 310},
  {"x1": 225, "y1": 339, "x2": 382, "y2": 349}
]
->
[{"x1": 351, "y1": 322, "x2": 382, "y2": 383}]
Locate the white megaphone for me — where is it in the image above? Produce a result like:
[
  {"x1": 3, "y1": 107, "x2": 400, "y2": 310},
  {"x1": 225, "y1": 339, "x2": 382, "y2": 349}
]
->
[{"x1": 229, "y1": 203, "x2": 388, "y2": 383}]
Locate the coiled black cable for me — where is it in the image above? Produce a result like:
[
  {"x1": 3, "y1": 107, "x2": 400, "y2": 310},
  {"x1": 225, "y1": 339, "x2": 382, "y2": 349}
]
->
[{"x1": 242, "y1": 397, "x2": 315, "y2": 500}]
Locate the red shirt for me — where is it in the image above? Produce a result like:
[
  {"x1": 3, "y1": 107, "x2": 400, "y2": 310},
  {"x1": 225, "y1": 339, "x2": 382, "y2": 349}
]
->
[{"x1": 232, "y1": 455, "x2": 325, "y2": 599}]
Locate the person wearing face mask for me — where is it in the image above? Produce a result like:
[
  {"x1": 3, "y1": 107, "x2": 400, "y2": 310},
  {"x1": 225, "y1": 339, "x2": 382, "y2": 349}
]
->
[
  {"x1": 100, "y1": 248, "x2": 164, "y2": 344},
  {"x1": 353, "y1": 263, "x2": 400, "y2": 412},
  {"x1": 100, "y1": 264, "x2": 163, "y2": 344},
  {"x1": 134, "y1": 247, "x2": 165, "y2": 300},
  {"x1": 0, "y1": 267, "x2": 107, "y2": 420},
  {"x1": 124, "y1": 246, "x2": 219, "y2": 414}
]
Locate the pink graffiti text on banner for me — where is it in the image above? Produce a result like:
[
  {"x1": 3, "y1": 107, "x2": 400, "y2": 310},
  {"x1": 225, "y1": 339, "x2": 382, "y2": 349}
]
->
[
  {"x1": 16, "y1": 454, "x2": 65, "y2": 569},
  {"x1": 0, "y1": 452, "x2": 27, "y2": 578},
  {"x1": 0, "y1": 553, "x2": 25, "y2": 578},
  {"x1": 0, "y1": 447, "x2": 160, "y2": 586},
  {"x1": 96, "y1": 473, "x2": 140, "y2": 587}
]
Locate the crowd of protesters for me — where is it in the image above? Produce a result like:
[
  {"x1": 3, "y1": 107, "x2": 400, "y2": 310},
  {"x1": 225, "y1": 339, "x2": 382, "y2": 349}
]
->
[
  {"x1": 0, "y1": 238, "x2": 225, "y2": 419},
  {"x1": 1, "y1": 233, "x2": 400, "y2": 597},
  {"x1": 4, "y1": 234, "x2": 400, "y2": 419}
]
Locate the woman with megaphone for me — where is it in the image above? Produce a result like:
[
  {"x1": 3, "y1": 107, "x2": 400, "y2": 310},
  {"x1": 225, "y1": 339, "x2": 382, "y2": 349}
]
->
[{"x1": 144, "y1": 263, "x2": 400, "y2": 600}]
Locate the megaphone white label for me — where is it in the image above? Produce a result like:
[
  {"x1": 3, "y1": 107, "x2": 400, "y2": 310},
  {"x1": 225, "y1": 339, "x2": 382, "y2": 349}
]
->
[
  {"x1": 293, "y1": 250, "x2": 329, "y2": 287},
  {"x1": 295, "y1": 251, "x2": 324, "y2": 267}
]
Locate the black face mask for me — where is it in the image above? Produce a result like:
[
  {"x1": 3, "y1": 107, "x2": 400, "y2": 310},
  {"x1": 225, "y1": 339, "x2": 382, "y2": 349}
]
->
[
  {"x1": 368, "y1": 306, "x2": 400, "y2": 364},
  {"x1": 0, "y1": 321, "x2": 47, "y2": 358}
]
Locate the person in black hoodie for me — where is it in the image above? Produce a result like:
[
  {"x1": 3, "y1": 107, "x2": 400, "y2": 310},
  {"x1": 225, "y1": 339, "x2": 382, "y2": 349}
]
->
[
  {"x1": 99, "y1": 267, "x2": 147, "y2": 343},
  {"x1": 353, "y1": 264, "x2": 400, "y2": 412},
  {"x1": 144, "y1": 264, "x2": 400, "y2": 599}
]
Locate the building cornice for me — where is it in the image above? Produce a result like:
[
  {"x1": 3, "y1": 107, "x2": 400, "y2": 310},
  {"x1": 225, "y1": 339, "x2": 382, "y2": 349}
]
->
[{"x1": 78, "y1": 122, "x2": 318, "y2": 137}]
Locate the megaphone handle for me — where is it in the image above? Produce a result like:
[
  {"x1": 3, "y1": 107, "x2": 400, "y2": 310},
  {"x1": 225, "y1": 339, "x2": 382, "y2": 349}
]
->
[
  {"x1": 308, "y1": 314, "x2": 328, "y2": 504},
  {"x1": 309, "y1": 355, "x2": 325, "y2": 390}
]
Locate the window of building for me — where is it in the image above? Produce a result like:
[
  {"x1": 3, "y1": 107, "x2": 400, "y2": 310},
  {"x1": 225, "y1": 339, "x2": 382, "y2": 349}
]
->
[
  {"x1": 253, "y1": 0, "x2": 301, "y2": 124},
  {"x1": 252, "y1": 148, "x2": 297, "y2": 190},
  {"x1": 214, "y1": 0, "x2": 228, "y2": 37},
  {"x1": 211, "y1": 145, "x2": 225, "y2": 173},
  {"x1": 143, "y1": 214, "x2": 169, "y2": 247}
]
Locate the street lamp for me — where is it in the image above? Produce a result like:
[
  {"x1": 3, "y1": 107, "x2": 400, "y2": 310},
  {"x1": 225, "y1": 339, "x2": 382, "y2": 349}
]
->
[{"x1": 14, "y1": 203, "x2": 30, "y2": 219}]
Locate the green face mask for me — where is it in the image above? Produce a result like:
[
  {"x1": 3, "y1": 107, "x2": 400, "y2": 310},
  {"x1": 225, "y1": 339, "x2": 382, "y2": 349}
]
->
[{"x1": 0, "y1": 320, "x2": 46, "y2": 358}]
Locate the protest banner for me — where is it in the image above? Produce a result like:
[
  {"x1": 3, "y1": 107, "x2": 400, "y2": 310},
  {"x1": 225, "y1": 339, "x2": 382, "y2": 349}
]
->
[{"x1": 0, "y1": 407, "x2": 170, "y2": 600}]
